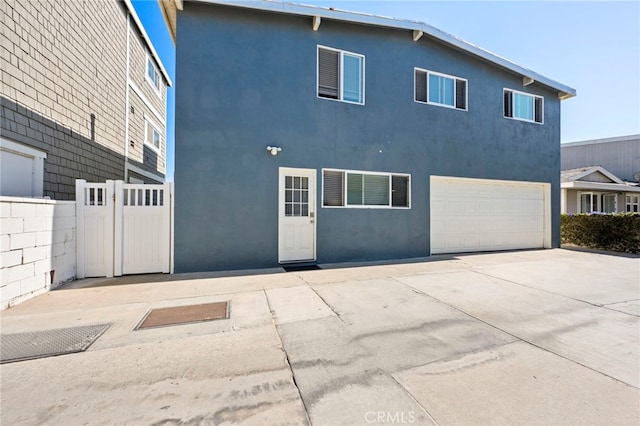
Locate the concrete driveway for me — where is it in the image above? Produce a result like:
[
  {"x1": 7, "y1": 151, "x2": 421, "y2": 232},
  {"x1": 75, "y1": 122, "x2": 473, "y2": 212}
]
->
[{"x1": 1, "y1": 249, "x2": 638, "y2": 425}]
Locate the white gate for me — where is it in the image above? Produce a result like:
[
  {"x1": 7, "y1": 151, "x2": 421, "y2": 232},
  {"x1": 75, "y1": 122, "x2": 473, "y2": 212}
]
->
[{"x1": 76, "y1": 180, "x2": 173, "y2": 278}]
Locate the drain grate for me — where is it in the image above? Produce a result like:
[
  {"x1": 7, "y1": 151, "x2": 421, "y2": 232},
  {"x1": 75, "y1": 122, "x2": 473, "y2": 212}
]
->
[
  {"x1": 0, "y1": 324, "x2": 111, "y2": 364},
  {"x1": 135, "y1": 301, "x2": 229, "y2": 330}
]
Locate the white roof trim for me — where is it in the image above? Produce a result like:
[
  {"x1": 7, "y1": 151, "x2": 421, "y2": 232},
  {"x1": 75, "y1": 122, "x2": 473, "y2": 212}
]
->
[
  {"x1": 190, "y1": 0, "x2": 575, "y2": 98},
  {"x1": 566, "y1": 166, "x2": 624, "y2": 184},
  {"x1": 561, "y1": 181, "x2": 640, "y2": 192},
  {"x1": 123, "y1": 0, "x2": 172, "y2": 87},
  {"x1": 562, "y1": 134, "x2": 640, "y2": 146}
]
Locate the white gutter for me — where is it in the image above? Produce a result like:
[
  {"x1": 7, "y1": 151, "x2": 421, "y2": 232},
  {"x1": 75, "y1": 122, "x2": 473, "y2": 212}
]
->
[{"x1": 561, "y1": 181, "x2": 640, "y2": 192}]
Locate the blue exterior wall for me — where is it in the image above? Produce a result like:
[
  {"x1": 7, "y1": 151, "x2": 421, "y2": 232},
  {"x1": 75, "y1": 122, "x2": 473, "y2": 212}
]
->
[{"x1": 174, "y1": 2, "x2": 562, "y2": 272}]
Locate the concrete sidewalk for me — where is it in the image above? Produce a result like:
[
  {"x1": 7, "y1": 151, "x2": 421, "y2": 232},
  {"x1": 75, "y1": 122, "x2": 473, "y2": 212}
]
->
[{"x1": 1, "y1": 249, "x2": 639, "y2": 425}]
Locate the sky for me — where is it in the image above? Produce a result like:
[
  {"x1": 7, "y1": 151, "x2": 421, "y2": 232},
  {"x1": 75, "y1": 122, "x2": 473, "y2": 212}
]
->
[{"x1": 132, "y1": 0, "x2": 640, "y2": 181}]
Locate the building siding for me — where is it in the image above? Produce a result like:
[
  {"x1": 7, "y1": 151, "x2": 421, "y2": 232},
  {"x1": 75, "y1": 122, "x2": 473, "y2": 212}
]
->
[
  {"x1": 561, "y1": 136, "x2": 640, "y2": 183},
  {"x1": 174, "y1": 3, "x2": 563, "y2": 272},
  {"x1": 1, "y1": 0, "x2": 166, "y2": 199}
]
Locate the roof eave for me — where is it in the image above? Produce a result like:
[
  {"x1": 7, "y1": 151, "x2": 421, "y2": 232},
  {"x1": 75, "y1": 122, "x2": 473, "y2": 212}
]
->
[
  {"x1": 187, "y1": 0, "x2": 575, "y2": 98},
  {"x1": 124, "y1": 0, "x2": 173, "y2": 87}
]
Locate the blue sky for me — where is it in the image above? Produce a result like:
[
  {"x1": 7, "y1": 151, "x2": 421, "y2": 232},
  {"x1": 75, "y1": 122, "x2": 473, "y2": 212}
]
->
[{"x1": 132, "y1": 0, "x2": 640, "y2": 181}]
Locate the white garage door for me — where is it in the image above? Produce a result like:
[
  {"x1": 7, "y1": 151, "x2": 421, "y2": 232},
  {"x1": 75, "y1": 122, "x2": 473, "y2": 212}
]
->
[{"x1": 430, "y1": 176, "x2": 549, "y2": 254}]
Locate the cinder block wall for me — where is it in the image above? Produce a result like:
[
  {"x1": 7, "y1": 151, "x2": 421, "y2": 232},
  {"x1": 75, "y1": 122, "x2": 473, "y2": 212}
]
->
[{"x1": 0, "y1": 197, "x2": 76, "y2": 309}]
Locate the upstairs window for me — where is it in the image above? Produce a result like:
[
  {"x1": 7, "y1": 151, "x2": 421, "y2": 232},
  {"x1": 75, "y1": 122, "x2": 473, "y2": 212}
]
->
[
  {"x1": 504, "y1": 89, "x2": 543, "y2": 123},
  {"x1": 414, "y1": 68, "x2": 467, "y2": 110},
  {"x1": 146, "y1": 55, "x2": 160, "y2": 92},
  {"x1": 145, "y1": 119, "x2": 160, "y2": 150},
  {"x1": 318, "y1": 46, "x2": 364, "y2": 104},
  {"x1": 323, "y1": 169, "x2": 410, "y2": 208}
]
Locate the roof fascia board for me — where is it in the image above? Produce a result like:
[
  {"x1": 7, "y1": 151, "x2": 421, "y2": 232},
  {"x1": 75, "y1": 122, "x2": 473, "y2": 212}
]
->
[
  {"x1": 561, "y1": 181, "x2": 640, "y2": 191},
  {"x1": 123, "y1": 0, "x2": 173, "y2": 87},
  {"x1": 562, "y1": 134, "x2": 640, "y2": 146},
  {"x1": 191, "y1": 0, "x2": 575, "y2": 98}
]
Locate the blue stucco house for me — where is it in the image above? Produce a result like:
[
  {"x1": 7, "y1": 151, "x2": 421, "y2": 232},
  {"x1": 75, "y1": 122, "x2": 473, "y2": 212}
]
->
[{"x1": 160, "y1": 0, "x2": 576, "y2": 272}]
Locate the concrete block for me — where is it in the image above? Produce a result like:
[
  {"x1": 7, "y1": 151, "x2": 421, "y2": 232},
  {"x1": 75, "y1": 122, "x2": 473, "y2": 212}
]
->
[
  {"x1": 51, "y1": 242, "x2": 65, "y2": 257},
  {"x1": 0, "y1": 235, "x2": 10, "y2": 252},
  {"x1": 34, "y1": 258, "x2": 52, "y2": 275},
  {"x1": 21, "y1": 274, "x2": 46, "y2": 294},
  {"x1": 52, "y1": 227, "x2": 74, "y2": 244},
  {"x1": 11, "y1": 202, "x2": 37, "y2": 218},
  {"x1": 23, "y1": 246, "x2": 48, "y2": 263},
  {"x1": 1, "y1": 217, "x2": 24, "y2": 235},
  {"x1": 0, "y1": 282, "x2": 21, "y2": 306},
  {"x1": 10, "y1": 232, "x2": 36, "y2": 250},
  {"x1": 36, "y1": 230, "x2": 53, "y2": 247},
  {"x1": 24, "y1": 216, "x2": 52, "y2": 232},
  {"x1": 54, "y1": 203, "x2": 76, "y2": 217},
  {"x1": 1, "y1": 250, "x2": 23, "y2": 268},
  {"x1": 35, "y1": 203, "x2": 55, "y2": 217},
  {"x1": 0, "y1": 203, "x2": 11, "y2": 217},
  {"x1": 52, "y1": 215, "x2": 75, "y2": 230},
  {"x1": 2, "y1": 263, "x2": 34, "y2": 284},
  {"x1": 63, "y1": 240, "x2": 75, "y2": 255}
]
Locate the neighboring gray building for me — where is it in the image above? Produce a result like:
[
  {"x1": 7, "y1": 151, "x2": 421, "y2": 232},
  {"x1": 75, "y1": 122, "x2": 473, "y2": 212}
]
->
[
  {"x1": 0, "y1": 0, "x2": 172, "y2": 200},
  {"x1": 561, "y1": 135, "x2": 640, "y2": 183},
  {"x1": 560, "y1": 135, "x2": 640, "y2": 214},
  {"x1": 161, "y1": 0, "x2": 576, "y2": 272}
]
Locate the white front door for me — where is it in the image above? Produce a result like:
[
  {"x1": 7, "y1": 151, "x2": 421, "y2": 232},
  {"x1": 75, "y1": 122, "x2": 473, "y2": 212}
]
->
[{"x1": 279, "y1": 167, "x2": 316, "y2": 263}]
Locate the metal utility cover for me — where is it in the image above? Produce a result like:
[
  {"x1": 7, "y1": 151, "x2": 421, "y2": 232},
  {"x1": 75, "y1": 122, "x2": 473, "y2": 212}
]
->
[
  {"x1": 135, "y1": 301, "x2": 229, "y2": 330},
  {"x1": 0, "y1": 324, "x2": 111, "y2": 364}
]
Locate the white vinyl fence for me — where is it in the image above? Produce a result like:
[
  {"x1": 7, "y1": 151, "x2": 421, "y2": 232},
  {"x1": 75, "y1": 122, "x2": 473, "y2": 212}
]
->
[{"x1": 76, "y1": 180, "x2": 173, "y2": 278}]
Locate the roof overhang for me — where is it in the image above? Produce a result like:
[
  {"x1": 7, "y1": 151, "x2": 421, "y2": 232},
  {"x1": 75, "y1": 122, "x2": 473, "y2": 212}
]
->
[
  {"x1": 561, "y1": 181, "x2": 640, "y2": 192},
  {"x1": 565, "y1": 166, "x2": 625, "y2": 184},
  {"x1": 124, "y1": 0, "x2": 172, "y2": 87},
  {"x1": 161, "y1": 0, "x2": 576, "y2": 99}
]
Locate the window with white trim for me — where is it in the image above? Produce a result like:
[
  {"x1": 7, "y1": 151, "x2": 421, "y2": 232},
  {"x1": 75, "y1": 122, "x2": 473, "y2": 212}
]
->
[
  {"x1": 504, "y1": 89, "x2": 543, "y2": 123},
  {"x1": 145, "y1": 119, "x2": 160, "y2": 150},
  {"x1": 317, "y1": 46, "x2": 364, "y2": 104},
  {"x1": 146, "y1": 55, "x2": 160, "y2": 92},
  {"x1": 323, "y1": 169, "x2": 410, "y2": 208},
  {"x1": 626, "y1": 194, "x2": 639, "y2": 213},
  {"x1": 579, "y1": 192, "x2": 617, "y2": 213},
  {"x1": 414, "y1": 68, "x2": 467, "y2": 110}
]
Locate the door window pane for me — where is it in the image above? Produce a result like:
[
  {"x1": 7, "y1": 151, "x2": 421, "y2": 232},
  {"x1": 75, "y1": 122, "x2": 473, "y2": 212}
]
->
[{"x1": 284, "y1": 175, "x2": 310, "y2": 217}]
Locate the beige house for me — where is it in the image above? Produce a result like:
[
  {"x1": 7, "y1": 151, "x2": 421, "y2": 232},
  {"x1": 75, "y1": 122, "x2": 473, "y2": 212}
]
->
[
  {"x1": 0, "y1": 0, "x2": 171, "y2": 200},
  {"x1": 561, "y1": 166, "x2": 640, "y2": 214}
]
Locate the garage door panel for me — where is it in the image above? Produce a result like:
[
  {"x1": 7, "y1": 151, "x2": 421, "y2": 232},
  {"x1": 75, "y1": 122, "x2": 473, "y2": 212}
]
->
[{"x1": 430, "y1": 177, "x2": 547, "y2": 254}]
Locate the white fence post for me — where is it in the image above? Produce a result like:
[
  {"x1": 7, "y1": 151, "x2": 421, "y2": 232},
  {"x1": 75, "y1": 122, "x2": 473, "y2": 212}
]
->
[
  {"x1": 75, "y1": 179, "x2": 86, "y2": 279},
  {"x1": 161, "y1": 182, "x2": 172, "y2": 273},
  {"x1": 104, "y1": 180, "x2": 115, "y2": 278},
  {"x1": 170, "y1": 182, "x2": 174, "y2": 274},
  {"x1": 113, "y1": 180, "x2": 124, "y2": 277}
]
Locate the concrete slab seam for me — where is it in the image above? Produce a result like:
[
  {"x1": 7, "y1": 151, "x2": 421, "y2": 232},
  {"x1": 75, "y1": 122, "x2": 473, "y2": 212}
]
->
[
  {"x1": 388, "y1": 372, "x2": 440, "y2": 425},
  {"x1": 307, "y1": 285, "x2": 346, "y2": 324},
  {"x1": 396, "y1": 277, "x2": 640, "y2": 390},
  {"x1": 263, "y1": 289, "x2": 313, "y2": 425},
  {"x1": 471, "y1": 269, "x2": 638, "y2": 315}
]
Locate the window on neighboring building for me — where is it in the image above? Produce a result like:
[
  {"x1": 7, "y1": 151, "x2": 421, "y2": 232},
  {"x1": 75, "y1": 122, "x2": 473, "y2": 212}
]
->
[
  {"x1": 504, "y1": 89, "x2": 543, "y2": 123},
  {"x1": 579, "y1": 192, "x2": 617, "y2": 213},
  {"x1": 414, "y1": 68, "x2": 467, "y2": 110},
  {"x1": 626, "y1": 194, "x2": 639, "y2": 213},
  {"x1": 322, "y1": 169, "x2": 410, "y2": 208},
  {"x1": 146, "y1": 55, "x2": 160, "y2": 92},
  {"x1": 145, "y1": 119, "x2": 160, "y2": 150},
  {"x1": 317, "y1": 46, "x2": 364, "y2": 104}
]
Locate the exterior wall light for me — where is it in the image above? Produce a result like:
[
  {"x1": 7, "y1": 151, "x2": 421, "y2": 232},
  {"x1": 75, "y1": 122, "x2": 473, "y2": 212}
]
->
[{"x1": 266, "y1": 146, "x2": 282, "y2": 156}]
